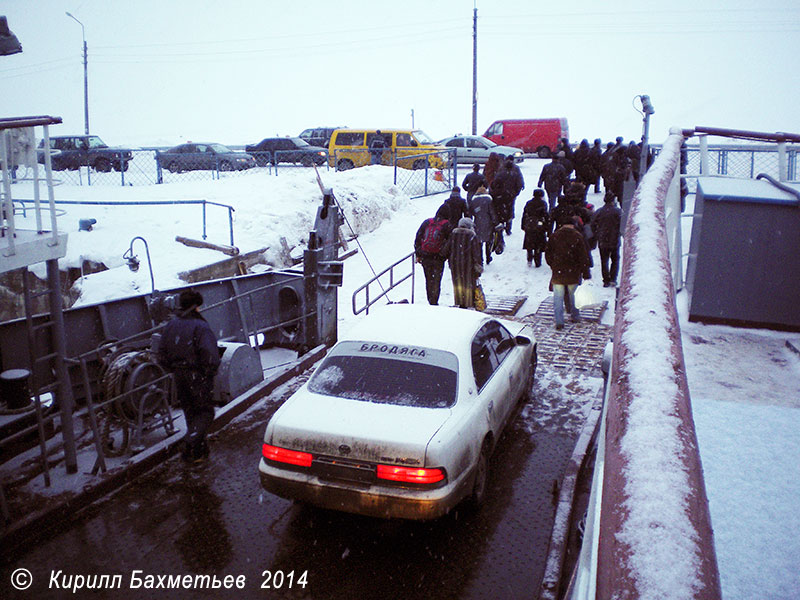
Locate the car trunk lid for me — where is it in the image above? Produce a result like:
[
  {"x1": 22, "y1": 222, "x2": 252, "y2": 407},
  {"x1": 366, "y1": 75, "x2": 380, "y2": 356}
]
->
[{"x1": 268, "y1": 388, "x2": 451, "y2": 467}]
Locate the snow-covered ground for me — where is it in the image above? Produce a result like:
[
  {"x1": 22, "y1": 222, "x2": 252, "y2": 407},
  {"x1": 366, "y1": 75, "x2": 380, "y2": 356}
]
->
[{"x1": 6, "y1": 160, "x2": 800, "y2": 599}]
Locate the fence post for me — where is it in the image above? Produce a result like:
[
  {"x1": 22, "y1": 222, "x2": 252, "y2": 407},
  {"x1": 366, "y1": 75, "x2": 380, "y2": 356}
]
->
[
  {"x1": 156, "y1": 150, "x2": 163, "y2": 184},
  {"x1": 202, "y1": 201, "x2": 207, "y2": 240},
  {"x1": 119, "y1": 151, "x2": 126, "y2": 187},
  {"x1": 699, "y1": 135, "x2": 708, "y2": 175},
  {"x1": 777, "y1": 141, "x2": 787, "y2": 181}
]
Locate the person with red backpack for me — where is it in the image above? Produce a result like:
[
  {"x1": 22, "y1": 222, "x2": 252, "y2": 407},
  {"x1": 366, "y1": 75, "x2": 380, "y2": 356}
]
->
[{"x1": 414, "y1": 205, "x2": 453, "y2": 305}]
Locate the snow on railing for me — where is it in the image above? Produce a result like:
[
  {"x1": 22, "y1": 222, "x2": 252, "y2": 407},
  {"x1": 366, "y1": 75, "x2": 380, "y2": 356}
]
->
[{"x1": 597, "y1": 130, "x2": 721, "y2": 599}]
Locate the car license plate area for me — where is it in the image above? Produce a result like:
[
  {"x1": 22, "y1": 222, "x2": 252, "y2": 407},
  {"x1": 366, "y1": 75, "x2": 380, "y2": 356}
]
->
[{"x1": 312, "y1": 456, "x2": 376, "y2": 485}]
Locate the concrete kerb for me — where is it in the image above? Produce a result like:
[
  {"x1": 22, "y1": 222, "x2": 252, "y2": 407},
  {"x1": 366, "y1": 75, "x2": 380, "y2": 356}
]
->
[
  {"x1": 538, "y1": 396, "x2": 604, "y2": 600},
  {"x1": 0, "y1": 344, "x2": 327, "y2": 562}
]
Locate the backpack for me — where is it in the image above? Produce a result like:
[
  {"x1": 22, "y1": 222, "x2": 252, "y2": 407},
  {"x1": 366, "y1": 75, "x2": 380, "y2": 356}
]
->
[{"x1": 420, "y1": 218, "x2": 447, "y2": 255}]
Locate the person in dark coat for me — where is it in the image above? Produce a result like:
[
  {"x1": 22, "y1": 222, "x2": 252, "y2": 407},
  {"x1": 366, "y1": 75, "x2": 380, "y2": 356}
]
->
[
  {"x1": 549, "y1": 194, "x2": 575, "y2": 234},
  {"x1": 591, "y1": 194, "x2": 622, "y2": 287},
  {"x1": 521, "y1": 189, "x2": 549, "y2": 267},
  {"x1": 589, "y1": 138, "x2": 603, "y2": 193},
  {"x1": 537, "y1": 155, "x2": 568, "y2": 210},
  {"x1": 603, "y1": 147, "x2": 630, "y2": 202},
  {"x1": 462, "y1": 164, "x2": 487, "y2": 201},
  {"x1": 627, "y1": 141, "x2": 641, "y2": 182},
  {"x1": 545, "y1": 223, "x2": 591, "y2": 329},
  {"x1": 483, "y1": 152, "x2": 501, "y2": 188},
  {"x1": 491, "y1": 157, "x2": 524, "y2": 234},
  {"x1": 600, "y1": 141, "x2": 616, "y2": 192},
  {"x1": 444, "y1": 186, "x2": 469, "y2": 229},
  {"x1": 564, "y1": 180, "x2": 588, "y2": 207},
  {"x1": 448, "y1": 217, "x2": 483, "y2": 309},
  {"x1": 157, "y1": 290, "x2": 221, "y2": 463},
  {"x1": 414, "y1": 205, "x2": 452, "y2": 305},
  {"x1": 468, "y1": 185, "x2": 498, "y2": 264},
  {"x1": 369, "y1": 130, "x2": 387, "y2": 165},
  {"x1": 573, "y1": 139, "x2": 594, "y2": 190}
]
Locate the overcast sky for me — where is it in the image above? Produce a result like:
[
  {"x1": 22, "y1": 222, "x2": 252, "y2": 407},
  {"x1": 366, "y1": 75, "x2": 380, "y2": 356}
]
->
[{"x1": 2, "y1": 0, "x2": 799, "y2": 147}]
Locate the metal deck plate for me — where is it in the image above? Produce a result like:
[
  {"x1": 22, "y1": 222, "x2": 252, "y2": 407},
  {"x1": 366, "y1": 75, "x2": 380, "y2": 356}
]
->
[
  {"x1": 521, "y1": 299, "x2": 613, "y2": 376},
  {"x1": 484, "y1": 294, "x2": 528, "y2": 316}
]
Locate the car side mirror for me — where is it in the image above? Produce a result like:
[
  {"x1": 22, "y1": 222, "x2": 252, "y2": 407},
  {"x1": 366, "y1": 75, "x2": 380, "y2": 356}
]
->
[{"x1": 496, "y1": 335, "x2": 531, "y2": 354}]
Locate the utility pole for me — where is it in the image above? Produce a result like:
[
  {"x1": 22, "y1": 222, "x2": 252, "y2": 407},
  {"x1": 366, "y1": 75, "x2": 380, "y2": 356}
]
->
[
  {"x1": 471, "y1": 4, "x2": 478, "y2": 135},
  {"x1": 66, "y1": 12, "x2": 89, "y2": 135}
]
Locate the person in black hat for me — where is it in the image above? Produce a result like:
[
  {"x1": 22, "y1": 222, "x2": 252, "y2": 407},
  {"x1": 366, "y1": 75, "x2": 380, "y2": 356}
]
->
[{"x1": 157, "y1": 289, "x2": 221, "y2": 463}]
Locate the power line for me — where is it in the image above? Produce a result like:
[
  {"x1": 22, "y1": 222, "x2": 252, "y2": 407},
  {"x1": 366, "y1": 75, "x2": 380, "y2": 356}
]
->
[{"x1": 91, "y1": 17, "x2": 469, "y2": 51}]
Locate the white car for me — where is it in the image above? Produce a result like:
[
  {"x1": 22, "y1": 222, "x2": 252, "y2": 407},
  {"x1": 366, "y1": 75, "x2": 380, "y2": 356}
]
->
[
  {"x1": 438, "y1": 135, "x2": 524, "y2": 164},
  {"x1": 259, "y1": 304, "x2": 537, "y2": 520}
]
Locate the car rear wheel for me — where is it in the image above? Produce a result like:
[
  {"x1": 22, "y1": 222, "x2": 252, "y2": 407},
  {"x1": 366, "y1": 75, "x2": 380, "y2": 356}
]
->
[
  {"x1": 412, "y1": 159, "x2": 427, "y2": 170},
  {"x1": 337, "y1": 159, "x2": 354, "y2": 171},
  {"x1": 537, "y1": 146, "x2": 551, "y2": 159},
  {"x1": 94, "y1": 158, "x2": 111, "y2": 173},
  {"x1": 467, "y1": 443, "x2": 490, "y2": 509}
]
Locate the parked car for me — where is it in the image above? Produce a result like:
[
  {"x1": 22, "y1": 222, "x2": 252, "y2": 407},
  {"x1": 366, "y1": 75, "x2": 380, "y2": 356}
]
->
[
  {"x1": 437, "y1": 135, "x2": 523, "y2": 164},
  {"x1": 259, "y1": 303, "x2": 537, "y2": 520},
  {"x1": 244, "y1": 137, "x2": 327, "y2": 167},
  {"x1": 328, "y1": 128, "x2": 447, "y2": 171},
  {"x1": 37, "y1": 135, "x2": 133, "y2": 172},
  {"x1": 156, "y1": 143, "x2": 255, "y2": 173},
  {"x1": 483, "y1": 118, "x2": 569, "y2": 157},
  {"x1": 298, "y1": 127, "x2": 341, "y2": 149}
]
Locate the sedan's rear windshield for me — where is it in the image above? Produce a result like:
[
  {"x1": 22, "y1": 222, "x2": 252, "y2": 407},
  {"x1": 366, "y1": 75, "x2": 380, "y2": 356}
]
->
[{"x1": 308, "y1": 341, "x2": 458, "y2": 409}]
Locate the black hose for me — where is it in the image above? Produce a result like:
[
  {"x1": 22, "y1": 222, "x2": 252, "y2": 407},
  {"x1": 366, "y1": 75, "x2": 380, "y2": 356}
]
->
[{"x1": 755, "y1": 173, "x2": 800, "y2": 203}]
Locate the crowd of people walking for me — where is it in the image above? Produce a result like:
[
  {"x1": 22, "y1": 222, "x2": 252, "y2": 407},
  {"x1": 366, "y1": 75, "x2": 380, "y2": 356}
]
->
[
  {"x1": 414, "y1": 138, "x2": 640, "y2": 328},
  {"x1": 414, "y1": 138, "x2": 649, "y2": 329}
]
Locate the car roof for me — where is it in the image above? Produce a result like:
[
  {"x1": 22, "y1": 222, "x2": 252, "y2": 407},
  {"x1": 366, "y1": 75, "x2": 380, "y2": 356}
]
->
[{"x1": 342, "y1": 304, "x2": 494, "y2": 354}]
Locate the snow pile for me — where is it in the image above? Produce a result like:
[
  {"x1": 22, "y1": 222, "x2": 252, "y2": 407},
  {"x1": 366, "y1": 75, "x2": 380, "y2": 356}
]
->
[
  {"x1": 14, "y1": 166, "x2": 405, "y2": 306},
  {"x1": 612, "y1": 133, "x2": 712, "y2": 598}
]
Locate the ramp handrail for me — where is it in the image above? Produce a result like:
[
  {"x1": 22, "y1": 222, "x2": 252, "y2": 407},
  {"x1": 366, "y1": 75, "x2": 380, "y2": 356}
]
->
[
  {"x1": 352, "y1": 251, "x2": 416, "y2": 315},
  {"x1": 595, "y1": 130, "x2": 721, "y2": 599}
]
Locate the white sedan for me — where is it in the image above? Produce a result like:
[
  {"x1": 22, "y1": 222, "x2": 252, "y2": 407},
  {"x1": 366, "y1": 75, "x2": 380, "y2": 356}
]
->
[
  {"x1": 258, "y1": 304, "x2": 537, "y2": 520},
  {"x1": 438, "y1": 135, "x2": 524, "y2": 164}
]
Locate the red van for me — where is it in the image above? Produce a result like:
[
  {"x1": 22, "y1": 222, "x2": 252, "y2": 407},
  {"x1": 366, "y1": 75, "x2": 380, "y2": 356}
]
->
[{"x1": 483, "y1": 118, "x2": 569, "y2": 157}]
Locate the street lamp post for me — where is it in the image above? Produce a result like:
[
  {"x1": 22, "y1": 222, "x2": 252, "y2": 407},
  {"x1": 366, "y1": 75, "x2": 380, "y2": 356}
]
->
[
  {"x1": 638, "y1": 94, "x2": 655, "y2": 181},
  {"x1": 65, "y1": 12, "x2": 89, "y2": 135},
  {"x1": 124, "y1": 236, "x2": 156, "y2": 295}
]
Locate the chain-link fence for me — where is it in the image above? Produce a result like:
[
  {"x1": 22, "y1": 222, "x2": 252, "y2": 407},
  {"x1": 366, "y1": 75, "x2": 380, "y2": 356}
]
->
[
  {"x1": 327, "y1": 147, "x2": 456, "y2": 198},
  {"x1": 17, "y1": 145, "x2": 458, "y2": 199},
  {"x1": 653, "y1": 143, "x2": 799, "y2": 192}
]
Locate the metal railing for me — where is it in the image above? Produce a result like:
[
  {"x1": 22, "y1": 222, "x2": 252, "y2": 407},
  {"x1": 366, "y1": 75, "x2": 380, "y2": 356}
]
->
[
  {"x1": 13, "y1": 197, "x2": 236, "y2": 246},
  {"x1": 566, "y1": 131, "x2": 722, "y2": 600},
  {"x1": 652, "y1": 140, "x2": 799, "y2": 193},
  {"x1": 352, "y1": 251, "x2": 416, "y2": 315}
]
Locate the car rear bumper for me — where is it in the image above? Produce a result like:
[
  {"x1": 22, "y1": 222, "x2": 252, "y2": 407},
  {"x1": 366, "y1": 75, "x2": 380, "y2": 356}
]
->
[{"x1": 259, "y1": 459, "x2": 471, "y2": 520}]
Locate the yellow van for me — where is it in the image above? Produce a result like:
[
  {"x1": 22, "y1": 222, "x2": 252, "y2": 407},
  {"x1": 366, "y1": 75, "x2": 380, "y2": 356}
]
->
[{"x1": 328, "y1": 128, "x2": 447, "y2": 171}]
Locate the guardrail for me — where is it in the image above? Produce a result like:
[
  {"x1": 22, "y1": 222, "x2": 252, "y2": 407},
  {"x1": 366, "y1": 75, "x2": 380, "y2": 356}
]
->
[
  {"x1": 14, "y1": 198, "x2": 236, "y2": 246},
  {"x1": 567, "y1": 131, "x2": 722, "y2": 600}
]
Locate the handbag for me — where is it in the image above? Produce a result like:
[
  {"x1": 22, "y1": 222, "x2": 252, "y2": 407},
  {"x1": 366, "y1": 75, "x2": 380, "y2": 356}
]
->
[{"x1": 474, "y1": 280, "x2": 487, "y2": 311}]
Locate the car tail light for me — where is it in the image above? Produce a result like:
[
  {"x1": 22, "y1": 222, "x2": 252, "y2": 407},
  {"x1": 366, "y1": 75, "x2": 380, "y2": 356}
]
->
[
  {"x1": 262, "y1": 444, "x2": 312, "y2": 468},
  {"x1": 376, "y1": 464, "x2": 445, "y2": 485}
]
